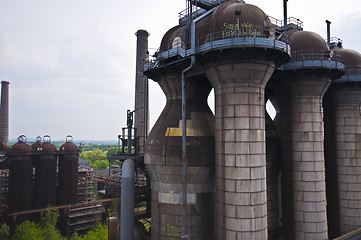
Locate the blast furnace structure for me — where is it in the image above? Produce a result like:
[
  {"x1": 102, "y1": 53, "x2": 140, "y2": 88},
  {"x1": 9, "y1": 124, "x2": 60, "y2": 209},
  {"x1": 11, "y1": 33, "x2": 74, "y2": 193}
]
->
[
  {"x1": 145, "y1": 0, "x2": 290, "y2": 239},
  {"x1": 323, "y1": 47, "x2": 361, "y2": 238},
  {"x1": 142, "y1": 0, "x2": 361, "y2": 239}
]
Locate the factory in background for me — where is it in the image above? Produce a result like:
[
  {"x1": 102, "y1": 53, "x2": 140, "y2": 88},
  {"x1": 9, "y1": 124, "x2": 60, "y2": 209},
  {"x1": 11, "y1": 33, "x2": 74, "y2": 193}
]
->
[{"x1": 0, "y1": 80, "x2": 112, "y2": 235}]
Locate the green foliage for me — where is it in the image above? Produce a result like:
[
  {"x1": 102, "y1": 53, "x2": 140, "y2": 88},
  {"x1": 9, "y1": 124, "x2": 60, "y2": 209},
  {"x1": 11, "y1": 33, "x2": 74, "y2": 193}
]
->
[
  {"x1": 69, "y1": 232, "x2": 82, "y2": 240},
  {"x1": 80, "y1": 149, "x2": 109, "y2": 170},
  {"x1": 12, "y1": 220, "x2": 44, "y2": 240},
  {"x1": 12, "y1": 208, "x2": 65, "y2": 240},
  {"x1": 139, "y1": 219, "x2": 150, "y2": 232},
  {"x1": 10, "y1": 207, "x2": 108, "y2": 240},
  {"x1": 40, "y1": 207, "x2": 59, "y2": 228},
  {"x1": 80, "y1": 144, "x2": 117, "y2": 152},
  {"x1": 0, "y1": 223, "x2": 10, "y2": 240},
  {"x1": 90, "y1": 160, "x2": 109, "y2": 170},
  {"x1": 81, "y1": 224, "x2": 108, "y2": 240},
  {"x1": 80, "y1": 149, "x2": 107, "y2": 163},
  {"x1": 41, "y1": 225, "x2": 65, "y2": 240}
]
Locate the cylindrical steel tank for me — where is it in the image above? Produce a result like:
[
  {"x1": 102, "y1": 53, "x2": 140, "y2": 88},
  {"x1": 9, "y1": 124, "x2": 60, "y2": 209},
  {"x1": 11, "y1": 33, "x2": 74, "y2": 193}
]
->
[
  {"x1": 323, "y1": 47, "x2": 361, "y2": 236},
  {"x1": 34, "y1": 135, "x2": 57, "y2": 209},
  {"x1": 0, "y1": 81, "x2": 9, "y2": 147},
  {"x1": 144, "y1": 65, "x2": 215, "y2": 239},
  {"x1": 31, "y1": 136, "x2": 42, "y2": 151},
  {"x1": 7, "y1": 135, "x2": 33, "y2": 213},
  {"x1": 31, "y1": 136, "x2": 42, "y2": 174},
  {"x1": 57, "y1": 135, "x2": 79, "y2": 206}
]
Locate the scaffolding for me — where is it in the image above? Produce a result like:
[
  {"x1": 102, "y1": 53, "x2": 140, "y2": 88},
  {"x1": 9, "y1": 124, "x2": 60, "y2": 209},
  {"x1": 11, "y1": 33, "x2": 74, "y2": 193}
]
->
[
  {"x1": 78, "y1": 169, "x2": 95, "y2": 203},
  {"x1": 65, "y1": 203, "x2": 103, "y2": 235},
  {"x1": 0, "y1": 169, "x2": 8, "y2": 219}
]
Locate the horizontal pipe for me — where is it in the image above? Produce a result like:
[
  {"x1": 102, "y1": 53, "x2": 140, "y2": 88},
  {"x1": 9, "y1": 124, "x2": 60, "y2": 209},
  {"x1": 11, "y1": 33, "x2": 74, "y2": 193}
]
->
[{"x1": 7, "y1": 198, "x2": 118, "y2": 217}]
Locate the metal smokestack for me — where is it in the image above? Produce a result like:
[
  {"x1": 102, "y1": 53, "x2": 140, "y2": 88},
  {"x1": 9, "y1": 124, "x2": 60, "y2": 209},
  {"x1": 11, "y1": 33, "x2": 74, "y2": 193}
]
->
[
  {"x1": 283, "y1": 0, "x2": 288, "y2": 31},
  {"x1": 326, "y1": 20, "x2": 331, "y2": 47},
  {"x1": 0, "y1": 81, "x2": 9, "y2": 146},
  {"x1": 134, "y1": 29, "x2": 149, "y2": 154}
]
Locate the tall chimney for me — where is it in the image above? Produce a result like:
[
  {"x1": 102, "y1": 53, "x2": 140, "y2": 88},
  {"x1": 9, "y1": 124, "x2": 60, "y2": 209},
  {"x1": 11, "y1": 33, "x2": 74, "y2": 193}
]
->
[
  {"x1": 0, "y1": 81, "x2": 9, "y2": 146},
  {"x1": 326, "y1": 20, "x2": 331, "y2": 47},
  {"x1": 283, "y1": 0, "x2": 288, "y2": 31},
  {"x1": 134, "y1": 30, "x2": 149, "y2": 154}
]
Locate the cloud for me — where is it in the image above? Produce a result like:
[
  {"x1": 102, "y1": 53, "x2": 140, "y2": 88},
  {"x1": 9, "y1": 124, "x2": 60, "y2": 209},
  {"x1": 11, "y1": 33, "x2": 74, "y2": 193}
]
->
[{"x1": 1, "y1": 0, "x2": 359, "y2": 141}]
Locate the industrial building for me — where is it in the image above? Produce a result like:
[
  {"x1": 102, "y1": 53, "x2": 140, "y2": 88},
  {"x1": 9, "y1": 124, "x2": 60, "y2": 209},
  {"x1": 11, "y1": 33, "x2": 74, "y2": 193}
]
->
[
  {"x1": 0, "y1": 133, "x2": 110, "y2": 236},
  {"x1": 1, "y1": 0, "x2": 361, "y2": 239},
  {"x1": 142, "y1": 0, "x2": 361, "y2": 239}
]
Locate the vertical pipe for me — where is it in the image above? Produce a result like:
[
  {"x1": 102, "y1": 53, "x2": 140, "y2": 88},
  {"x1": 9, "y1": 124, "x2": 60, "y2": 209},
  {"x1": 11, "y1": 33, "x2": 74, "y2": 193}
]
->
[
  {"x1": 181, "y1": 9, "x2": 216, "y2": 238},
  {"x1": 0, "y1": 81, "x2": 9, "y2": 146},
  {"x1": 283, "y1": 0, "x2": 288, "y2": 31},
  {"x1": 181, "y1": 67, "x2": 188, "y2": 239},
  {"x1": 326, "y1": 20, "x2": 331, "y2": 47},
  {"x1": 120, "y1": 159, "x2": 135, "y2": 240}
]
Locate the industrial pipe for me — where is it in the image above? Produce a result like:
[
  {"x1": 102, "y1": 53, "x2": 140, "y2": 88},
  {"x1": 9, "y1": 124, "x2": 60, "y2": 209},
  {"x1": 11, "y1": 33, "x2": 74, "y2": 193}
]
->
[
  {"x1": 326, "y1": 20, "x2": 331, "y2": 47},
  {"x1": 283, "y1": 0, "x2": 288, "y2": 31},
  {"x1": 120, "y1": 159, "x2": 135, "y2": 240},
  {"x1": 181, "y1": 7, "x2": 216, "y2": 239}
]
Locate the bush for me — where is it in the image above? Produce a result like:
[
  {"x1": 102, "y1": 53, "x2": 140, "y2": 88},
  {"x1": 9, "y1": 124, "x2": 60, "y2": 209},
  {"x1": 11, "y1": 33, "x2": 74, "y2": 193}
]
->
[
  {"x1": 0, "y1": 223, "x2": 10, "y2": 240},
  {"x1": 12, "y1": 221, "x2": 44, "y2": 240}
]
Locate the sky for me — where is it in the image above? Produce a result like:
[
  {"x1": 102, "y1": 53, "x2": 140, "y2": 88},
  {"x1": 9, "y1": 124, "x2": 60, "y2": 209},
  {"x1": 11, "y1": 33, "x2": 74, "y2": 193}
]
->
[{"x1": 0, "y1": 0, "x2": 360, "y2": 141}]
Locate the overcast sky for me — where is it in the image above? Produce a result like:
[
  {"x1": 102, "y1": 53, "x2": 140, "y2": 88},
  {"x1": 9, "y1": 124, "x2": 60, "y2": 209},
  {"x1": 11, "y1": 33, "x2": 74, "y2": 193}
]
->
[{"x1": 0, "y1": 0, "x2": 360, "y2": 141}]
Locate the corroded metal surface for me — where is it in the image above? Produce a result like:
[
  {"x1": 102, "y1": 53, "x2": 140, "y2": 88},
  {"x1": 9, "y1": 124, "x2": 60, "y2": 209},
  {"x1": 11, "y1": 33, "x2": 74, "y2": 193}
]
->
[
  {"x1": 145, "y1": 67, "x2": 215, "y2": 240},
  {"x1": 207, "y1": 1, "x2": 274, "y2": 37},
  {"x1": 287, "y1": 30, "x2": 328, "y2": 55},
  {"x1": 8, "y1": 140, "x2": 33, "y2": 213},
  {"x1": 333, "y1": 47, "x2": 361, "y2": 75},
  {"x1": 34, "y1": 140, "x2": 57, "y2": 209},
  {"x1": 58, "y1": 140, "x2": 79, "y2": 206}
]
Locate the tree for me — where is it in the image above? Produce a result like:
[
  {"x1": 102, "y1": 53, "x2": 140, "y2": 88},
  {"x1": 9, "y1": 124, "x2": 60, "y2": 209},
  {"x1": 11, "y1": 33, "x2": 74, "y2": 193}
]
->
[
  {"x1": 82, "y1": 224, "x2": 108, "y2": 240},
  {"x1": 10, "y1": 208, "x2": 108, "y2": 240},
  {"x1": 39, "y1": 208, "x2": 64, "y2": 240},
  {"x1": 80, "y1": 149, "x2": 110, "y2": 170},
  {"x1": 90, "y1": 160, "x2": 109, "y2": 170},
  {"x1": 12, "y1": 221, "x2": 44, "y2": 240},
  {"x1": 0, "y1": 223, "x2": 10, "y2": 240},
  {"x1": 80, "y1": 149, "x2": 107, "y2": 163},
  {"x1": 69, "y1": 232, "x2": 82, "y2": 240},
  {"x1": 40, "y1": 207, "x2": 59, "y2": 228}
]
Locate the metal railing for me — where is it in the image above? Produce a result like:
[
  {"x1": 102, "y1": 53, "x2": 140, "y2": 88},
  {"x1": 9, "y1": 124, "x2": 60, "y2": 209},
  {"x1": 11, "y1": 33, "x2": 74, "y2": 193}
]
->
[
  {"x1": 144, "y1": 27, "x2": 291, "y2": 72},
  {"x1": 290, "y1": 52, "x2": 343, "y2": 63},
  {"x1": 178, "y1": 5, "x2": 207, "y2": 25},
  {"x1": 269, "y1": 16, "x2": 303, "y2": 30},
  {"x1": 159, "y1": 26, "x2": 285, "y2": 51},
  {"x1": 280, "y1": 52, "x2": 345, "y2": 71}
]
